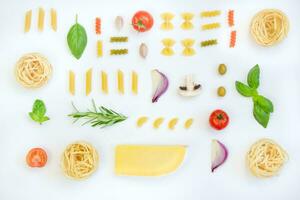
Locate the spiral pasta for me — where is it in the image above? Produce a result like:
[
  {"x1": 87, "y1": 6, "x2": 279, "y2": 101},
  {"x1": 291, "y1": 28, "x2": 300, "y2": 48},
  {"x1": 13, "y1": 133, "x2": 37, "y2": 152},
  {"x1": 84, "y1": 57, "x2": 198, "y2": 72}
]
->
[
  {"x1": 250, "y1": 9, "x2": 289, "y2": 46},
  {"x1": 61, "y1": 142, "x2": 99, "y2": 180},
  {"x1": 247, "y1": 138, "x2": 288, "y2": 178},
  {"x1": 230, "y1": 31, "x2": 236, "y2": 48},
  {"x1": 161, "y1": 12, "x2": 175, "y2": 30},
  {"x1": 15, "y1": 53, "x2": 52, "y2": 88},
  {"x1": 181, "y1": 12, "x2": 194, "y2": 30},
  {"x1": 110, "y1": 49, "x2": 128, "y2": 55},
  {"x1": 181, "y1": 39, "x2": 196, "y2": 56},
  {"x1": 200, "y1": 39, "x2": 218, "y2": 47},
  {"x1": 161, "y1": 38, "x2": 175, "y2": 56},
  {"x1": 110, "y1": 36, "x2": 128, "y2": 42},
  {"x1": 95, "y1": 17, "x2": 101, "y2": 35},
  {"x1": 201, "y1": 10, "x2": 221, "y2": 18},
  {"x1": 228, "y1": 10, "x2": 235, "y2": 27},
  {"x1": 202, "y1": 22, "x2": 221, "y2": 31}
]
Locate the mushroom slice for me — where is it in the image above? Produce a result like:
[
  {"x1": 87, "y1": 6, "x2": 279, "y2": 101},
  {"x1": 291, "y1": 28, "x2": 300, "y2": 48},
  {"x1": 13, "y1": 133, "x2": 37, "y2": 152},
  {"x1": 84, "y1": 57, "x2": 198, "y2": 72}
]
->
[{"x1": 178, "y1": 75, "x2": 201, "y2": 97}]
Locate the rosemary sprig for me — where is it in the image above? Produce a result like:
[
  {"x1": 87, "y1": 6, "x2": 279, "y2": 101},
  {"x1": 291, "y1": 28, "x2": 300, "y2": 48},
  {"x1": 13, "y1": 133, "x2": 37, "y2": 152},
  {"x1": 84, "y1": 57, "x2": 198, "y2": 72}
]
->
[{"x1": 68, "y1": 100, "x2": 127, "y2": 128}]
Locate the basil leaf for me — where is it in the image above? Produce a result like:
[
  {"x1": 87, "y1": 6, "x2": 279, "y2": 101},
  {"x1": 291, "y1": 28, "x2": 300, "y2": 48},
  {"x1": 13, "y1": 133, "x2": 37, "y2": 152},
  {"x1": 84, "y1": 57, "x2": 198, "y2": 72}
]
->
[
  {"x1": 235, "y1": 81, "x2": 257, "y2": 97},
  {"x1": 253, "y1": 102, "x2": 270, "y2": 128},
  {"x1": 29, "y1": 99, "x2": 49, "y2": 124},
  {"x1": 247, "y1": 65, "x2": 260, "y2": 89},
  {"x1": 67, "y1": 16, "x2": 87, "y2": 59},
  {"x1": 253, "y1": 95, "x2": 274, "y2": 113}
]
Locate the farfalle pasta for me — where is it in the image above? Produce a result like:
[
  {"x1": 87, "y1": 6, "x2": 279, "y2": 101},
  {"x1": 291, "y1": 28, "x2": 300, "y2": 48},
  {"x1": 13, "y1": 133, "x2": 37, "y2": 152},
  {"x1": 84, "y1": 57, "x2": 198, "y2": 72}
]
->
[
  {"x1": 181, "y1": 39, "x2": 196, "y2": 56},
  {"x1": 161, "y1": 38, "x2": 175, "y2": 56},
  {"x1": 181, "y1": 12, "x2": 194, "y2": 30},
  {"x1": 161, "y1": 12, "x2": 175, "y2": 30}
]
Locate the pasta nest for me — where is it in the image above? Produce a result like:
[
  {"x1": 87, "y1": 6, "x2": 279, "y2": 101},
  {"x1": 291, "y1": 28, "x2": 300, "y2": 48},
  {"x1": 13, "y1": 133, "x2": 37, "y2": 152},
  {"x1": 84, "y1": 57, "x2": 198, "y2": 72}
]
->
[
  {"x1": 246, "y1": 138, "x2": 288, "y2": 178},
  {"x1": 250, "y1": 9, "x2": 289, "y2": 46},
  {"x1": 15, "y1": 53, "x2": 52, "y2": 88},
  {"x1": 61, "y1": 142, "x2": 99, "y2": 180}
]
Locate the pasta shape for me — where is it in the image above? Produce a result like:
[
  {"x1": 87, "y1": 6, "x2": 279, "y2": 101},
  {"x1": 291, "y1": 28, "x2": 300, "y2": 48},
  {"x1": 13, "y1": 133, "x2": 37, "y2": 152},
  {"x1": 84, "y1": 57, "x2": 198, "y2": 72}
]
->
[
  {"x1": 153, "y1": 118, "x2": 164, "y2": 129},
  {"x1": 95, "y1": 17, "x2": 101, "y2": 35},
  {"x1": 117, "y1": 70, "x2": 124, "y2": 94},
  {"x1": 50, "y1": 8, "x2": 57, "y2": 31},
  {"x1": 161, "y1": 38, "x2": 175, "y2": 56},
  {"x1": 97, "y1": 40, "x2": 103, "y2": 57},
  {"x1": 101, "y1": 71, "x2": 108, "y2": 94},
  {"x1": 24, "y1": 10, "x2": 32, "y2": 33},
  {"x1": 168, "y1": 118, "x2": 179, "y2": 130},
  {"x1": 69, "y1": 70, "x2": 75, "y2": 95},
  {"x1": 181, "y1": 39, "x2": 196, "y2": 56},
  {"x1": 202, "y1": 22, "x2": 221, "y2": 31},
  {"x1": 200, "y1": 39, "x2": 218, "y2": 47},
  {"x1": 184, "y1": 118, "x2": 194, "y2": 129},
  {"x1": 137, "y1": 117, "x2": 148, "y2": 127},
  {"x1": 161, "y1": 12, "x2": 175, "y2": 30},
  {"x1": 228, "y1": 10, "x2": 235, "y2": 27},
  {"x1": 38, "y1": 7, "x2": 45, "y2": 31},
  {"x1": 230, "y1": 31, "x2": 237, "y2": 48},
  {"x1": 181, "y1": 12, "x2": 194, "y2": 30},
  {"x1": 86, "y1": 68, "x2": 92, "y2": 96},
  {"x1": 110, "y1": 36, "x2": 128, "y2": 42},
  {"x1": 131, "y1": 71, "x2": 138, "y2": 94},
  {"x1": 110, "y1": 49, "x2": 128, "y2": 55},
  {"x1": 200, "y1": 10, "x2": 221, "y2": 18}
]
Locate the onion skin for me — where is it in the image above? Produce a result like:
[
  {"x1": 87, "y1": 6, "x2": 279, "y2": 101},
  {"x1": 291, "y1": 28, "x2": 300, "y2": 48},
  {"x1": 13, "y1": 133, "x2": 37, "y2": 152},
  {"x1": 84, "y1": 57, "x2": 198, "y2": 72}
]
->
[
  {"x1": 151, "y1": 70, "x2": 169, "y2": 103},
  {"x1": 211, "y1": 140, "x2": 228, "y2": 172}
]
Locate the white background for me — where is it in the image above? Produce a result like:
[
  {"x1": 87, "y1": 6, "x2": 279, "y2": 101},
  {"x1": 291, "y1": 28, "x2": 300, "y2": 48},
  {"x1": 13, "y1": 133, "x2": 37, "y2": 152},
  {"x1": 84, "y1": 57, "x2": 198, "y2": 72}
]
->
[{"x1": 0, "y1": 0, "x2": 300, "y2": 200}]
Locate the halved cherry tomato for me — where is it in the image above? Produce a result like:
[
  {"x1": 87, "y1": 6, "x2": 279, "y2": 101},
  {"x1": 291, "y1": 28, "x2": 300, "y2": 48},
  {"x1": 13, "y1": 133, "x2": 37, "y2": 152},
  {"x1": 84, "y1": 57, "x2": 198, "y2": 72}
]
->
[
  {"x1": 209, "y1": 109, "x2": 229, "y2": 130},
  {"x1": 26, "y1": 148, "x2": 47, "y2": 168},
  {"x1": 132, "y1": 11, "x2": 154, "y2": 32}
]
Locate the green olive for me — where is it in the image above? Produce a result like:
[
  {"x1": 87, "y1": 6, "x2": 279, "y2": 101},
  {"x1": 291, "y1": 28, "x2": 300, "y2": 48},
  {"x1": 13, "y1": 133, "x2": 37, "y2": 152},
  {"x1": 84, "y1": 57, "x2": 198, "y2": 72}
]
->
[
  {"x1": 217, "y1": 86, "x2": 226, "y2": 97},
  {"x1": 218, "y1": 64, "x2": 227, "y2": 75}
]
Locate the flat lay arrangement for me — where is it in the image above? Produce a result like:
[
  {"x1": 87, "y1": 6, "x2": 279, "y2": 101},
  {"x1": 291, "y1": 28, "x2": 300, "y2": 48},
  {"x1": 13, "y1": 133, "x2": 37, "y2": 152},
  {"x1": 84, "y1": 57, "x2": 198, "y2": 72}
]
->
[{"x1": 0, "y1": 1, "x2": 299, "y2": 200}]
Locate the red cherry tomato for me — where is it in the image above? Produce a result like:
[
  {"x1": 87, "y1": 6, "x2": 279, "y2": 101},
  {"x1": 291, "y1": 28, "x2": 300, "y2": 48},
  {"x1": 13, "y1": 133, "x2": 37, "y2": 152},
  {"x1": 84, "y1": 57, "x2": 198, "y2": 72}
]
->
[
  {"x1": 132, "y1": 11, "x2": 154, "y2": 32},
  {"x1": 209, "y1": 109, "x2": 229, "y2": 130},
  {"x1": 26, "y1": 148, "x2": 48, "y2": 168}
]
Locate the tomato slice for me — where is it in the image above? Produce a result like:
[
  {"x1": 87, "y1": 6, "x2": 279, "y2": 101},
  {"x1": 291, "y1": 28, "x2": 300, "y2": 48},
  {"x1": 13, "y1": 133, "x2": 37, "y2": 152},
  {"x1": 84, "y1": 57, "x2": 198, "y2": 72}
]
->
[
  {"x1": 209, "y1": 109, "x2": 229, "y2": 130},
  {"x1": 132, "y1": 11, "x2": 154, "y2": 32},
  {"x1": 26, "y1": 148, "x2": 47, "y2": 168}
]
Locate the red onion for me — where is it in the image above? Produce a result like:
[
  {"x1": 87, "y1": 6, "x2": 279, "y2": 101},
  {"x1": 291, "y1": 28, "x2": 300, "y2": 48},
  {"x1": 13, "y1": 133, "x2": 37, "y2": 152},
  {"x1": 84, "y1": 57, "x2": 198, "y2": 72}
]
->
[
  {"x1": 211, "y1": 139, "x2": 228, "y2": 172},
  {"x1": 151, "y1": 69, "x2": 169, "y2": 103}
]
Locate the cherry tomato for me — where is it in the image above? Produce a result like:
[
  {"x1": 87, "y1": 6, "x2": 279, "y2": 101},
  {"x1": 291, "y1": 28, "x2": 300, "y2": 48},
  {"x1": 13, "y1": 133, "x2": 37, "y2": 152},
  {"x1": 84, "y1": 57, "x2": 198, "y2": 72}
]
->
[
  {"x1": 132, "y1": 11, "x2": 154, "y2": 32},
  {"x1": 209, "y1": 109, "x2": 229, "y2": 130},
  {"x1": 26, "y1": 148, "x2": 47, "y2": 168}
]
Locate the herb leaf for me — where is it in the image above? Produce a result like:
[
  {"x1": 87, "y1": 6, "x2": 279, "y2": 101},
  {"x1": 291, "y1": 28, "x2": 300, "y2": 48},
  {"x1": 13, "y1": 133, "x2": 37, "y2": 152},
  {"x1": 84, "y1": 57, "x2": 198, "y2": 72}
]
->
[
  {"x1": 253, "y1": 102, "x2": 270, "y2": 128},
  {"x1": 29, "y1": 100, "x2": 50, "y2": 124},
  {"x1": 68, "y1": 100, "x2": 127, "y2": 128},
  {"x1": 254, "y1": 95, "x2": 274, "y2": 113},
  {"x1": 67, "y1": 15, "x2": 87, "y2": 59},
  {"x1": 247, "y1": 65, "x2": 260, "y2": 89},
  {"x1": 235, "y1": 81, "x2": 257, "y2": 97}
]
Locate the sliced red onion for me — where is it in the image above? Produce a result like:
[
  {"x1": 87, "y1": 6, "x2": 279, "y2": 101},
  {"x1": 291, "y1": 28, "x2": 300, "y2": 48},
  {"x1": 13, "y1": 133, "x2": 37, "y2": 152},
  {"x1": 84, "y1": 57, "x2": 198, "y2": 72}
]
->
[
  {"x1": 151, "y1": 69, "x2": 169, "y2": 103},
  {"x1": 211, "y1": 139, "x2": 228, "y2": 172}
]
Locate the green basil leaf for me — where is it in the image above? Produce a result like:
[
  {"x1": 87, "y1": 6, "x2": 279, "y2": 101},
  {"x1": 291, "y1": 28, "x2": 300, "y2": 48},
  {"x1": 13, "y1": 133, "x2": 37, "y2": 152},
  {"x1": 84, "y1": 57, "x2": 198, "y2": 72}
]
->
[
  {"x1": 247, "y1": 65, "x2": 260, "y2": 89},
  {"x1": 235, "y1": 81, "x2": 257, "y2": 97},
  {"x1": 253, "y1": 95, "x2": 274, "y2": 113},
  {"x1": 253, "y1": 102, "x2": 270, "y2": 128},
  {"x1": 67, "y1": 16, "x2": 87, "y2": 59},
  {"x1": 29, "y1": 99, "x2": 49, "y2": 124}
]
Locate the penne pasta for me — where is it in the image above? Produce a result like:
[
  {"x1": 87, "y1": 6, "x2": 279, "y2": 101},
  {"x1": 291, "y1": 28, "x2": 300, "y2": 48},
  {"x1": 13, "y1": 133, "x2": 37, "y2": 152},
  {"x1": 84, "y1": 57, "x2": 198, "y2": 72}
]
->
[
  {"x1": 131, "y1": 71, "x2": 138, "y2": 94},
  {"x1": 24, "y1": 10, "x2": 32, "y2": 33},
  {"x1": 101, "y1": 71, "x2": 108, "y2": 94},
  {"x1": 97, "y1": 40, "x2": 103, "y2": 57},
  {"x1": 86, "y1": 68, "x2": 92, "y2": 96},
  {"x1": 50, "y1": 8, "x2": 57, "y2": 31},
  {"x1": 38, "y1": 7, "x2": 45, "y2": 31},
  {"x1": 117, "y1": 70, "x2": 124, "y2": 94},
  {"x1": 69, "y1": 70, "x2": 75, "y2": 95}
]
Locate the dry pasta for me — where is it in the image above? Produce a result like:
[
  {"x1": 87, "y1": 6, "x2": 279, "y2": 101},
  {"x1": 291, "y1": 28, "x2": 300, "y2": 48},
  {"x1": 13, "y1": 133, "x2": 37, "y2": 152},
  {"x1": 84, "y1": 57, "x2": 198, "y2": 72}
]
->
[
  {"x1": 161, "y1": 38, "x2": 175, "y2": 56},
  {"x1": 250, "y1": 9, "x2": 289, "y2": 46},
  {"x1": 168, "y1": 118, "x2": 179, "y2": 130},
  {"x1": 24, "y1": 10, "x2": 32, "y2": 33},
  {"x1": 184, "y1": 118, "x2": 194, "y2": 129},
  {"x1": 161, "y1": 12, "x2": 175, "y2": 30},
  {"x1": 110, "y1": 36, "x2": 128, "y2": 42},
  {"x1": 131, "y1": 71, "x2": 138, "y2": 94},
  {"x1": 181, "y1": 39, "x2": 196, "y2": 56},
  {"x1": 85, "y1": 68, "x2": 92, "y2": 96},
  {"x1": 153, "y1": 118, "x2": 164, "y2": 129},
  {"x1": 200, "y1": 10, "x2": 221, "y2": 18},
  {"x1": 228, "y1": 10, "x2": 235, "y2": 27},
  {"x1": 69, "y1": 70, "x2": 75, "y2": 95},
  {"x1": 101, "y1": 71, "x2": 108, "y2": 94},
  {"x1": 50, "y1": 8, "x2": 57, "y2": 31},
  {"x1": 95, "y1": 17, "x2": 101, "y2": 35},
  {"x1": 110, "y1": 49, "x2": 128, "y2": 55},
  {"x1": 38, "y1": 7, "x2": 45, "y2": 31},
  {"x1": 200, "y1": 39, "x2": 218, "y2": 47},
  {"x1": 117, "y1": 70, "x2": 124, "y2": 94},
  {"x1": 61, "y1": 141, "x2": 99, "y2": 180},
  {"x1": 202, "y1": 22, "x2": 221, "y2": 31},
  {"x1": 97, "y1": 40, "x2": 103, "y2": 57},
  {"x1": 247, "y1": 138, "x2": 288, "y2": 178},
  {"x1": 15, "y1": 53, "x2": 52, "y2": 88},
  {"x1": 230, "y1": 31, "x2": 237, "y2": 48},
  {"x1": 137, "y1": 116, "x2": 148, "y2": 127},
  {"x1": 181, "y1": 12, "x2": 194, "y2": 30}
]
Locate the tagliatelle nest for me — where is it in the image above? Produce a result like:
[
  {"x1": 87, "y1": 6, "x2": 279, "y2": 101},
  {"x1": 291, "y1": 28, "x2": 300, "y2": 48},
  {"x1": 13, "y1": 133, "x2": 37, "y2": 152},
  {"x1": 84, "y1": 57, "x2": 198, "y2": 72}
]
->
[
  {"x1": 15, "y1": 53, "x2": 52, "y2": 88},
  {"x1": 250, "y1": 9, "x2": 289, "y2": 46}
]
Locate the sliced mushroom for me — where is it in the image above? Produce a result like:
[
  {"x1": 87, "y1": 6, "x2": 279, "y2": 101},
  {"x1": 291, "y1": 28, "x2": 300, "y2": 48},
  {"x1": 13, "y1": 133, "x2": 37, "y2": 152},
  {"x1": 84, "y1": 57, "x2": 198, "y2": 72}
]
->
[{"x1": 178, "y1": 75, "x2": 201, "y2": 97}]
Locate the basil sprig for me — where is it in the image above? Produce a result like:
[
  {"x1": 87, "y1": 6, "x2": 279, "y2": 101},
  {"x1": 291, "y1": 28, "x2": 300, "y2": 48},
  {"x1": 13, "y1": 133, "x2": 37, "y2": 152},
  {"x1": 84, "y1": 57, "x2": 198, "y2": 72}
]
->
[
  {"x1": 67, "y1": 15, "x2": 87, "y2": 59},
  {"x1": 235, "y1": 65, "x2": 274, "y2": 128},
  {"x1": 29, "y1": 99, "x2": 50, "y2": 125}
]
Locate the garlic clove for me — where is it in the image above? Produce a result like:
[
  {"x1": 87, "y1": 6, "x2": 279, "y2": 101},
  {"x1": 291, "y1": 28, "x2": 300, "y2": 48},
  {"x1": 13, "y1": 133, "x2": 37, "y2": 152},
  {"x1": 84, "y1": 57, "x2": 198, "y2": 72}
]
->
[
  {"x1": 139, "y1": 43, "x2": 148, "y2": 59},
  {"x1": 115, "y1": 16, "x2": 124, "y2": 31}
]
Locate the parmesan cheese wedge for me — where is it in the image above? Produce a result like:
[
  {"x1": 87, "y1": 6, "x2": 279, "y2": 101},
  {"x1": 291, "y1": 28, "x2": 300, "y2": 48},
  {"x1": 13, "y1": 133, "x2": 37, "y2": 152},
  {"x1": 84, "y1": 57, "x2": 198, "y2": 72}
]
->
[{"x1": 115, "y1": 145, "x2": 186, "y2": 176}]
